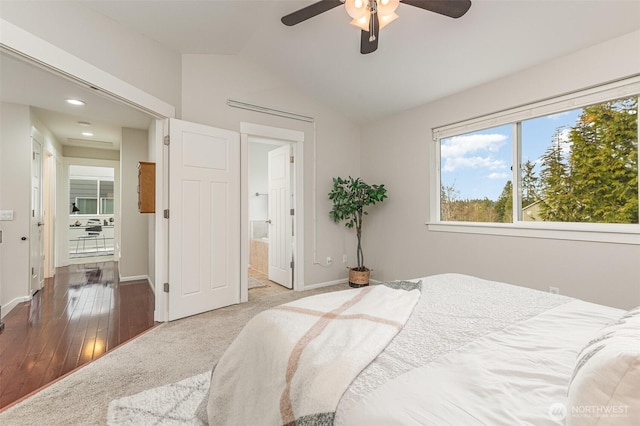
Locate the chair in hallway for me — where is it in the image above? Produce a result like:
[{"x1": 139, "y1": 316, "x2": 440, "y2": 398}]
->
[{"x1": 75, "y1": 219, "x2": 105, "y2": 254}]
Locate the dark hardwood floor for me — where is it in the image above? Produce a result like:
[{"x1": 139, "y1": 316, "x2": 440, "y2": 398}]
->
[{"x1": 0, "y1": 261, "x2": 155, "y2": 409}]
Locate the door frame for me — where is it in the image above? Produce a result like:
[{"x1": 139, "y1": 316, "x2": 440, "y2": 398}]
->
[
  {"x1": 1, "y1": 18, "x2": 175, "y2": 321},
  {"x1": 240, "y1": 122, "x2": 304, "y2": 302},
  {"x1": 30, "y1": 129, "x2": 44, "y2": 294},
  {"x1": 43, "y1": 151, "x2": 56, "y2": 279}
]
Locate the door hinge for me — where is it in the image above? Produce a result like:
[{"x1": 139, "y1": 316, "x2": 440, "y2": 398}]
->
[
  {"x1": 163, "y1": 135, "x2": 170, "y2": 146},
  {"x1": 290, "y1": 260, "x2": 294, "y2": 269},
  {"x1": 290, "y1": 156, "x2": 294, "y2": 163},
  {"x1": 164, "y1": 283, "x2": 169, "y2": 293},
  {"x1": 32, "y1": 267, "x2": 35, "y2": 275},
  {"x1": 290, "y1": 208, "x2": 295, "y2": 216},
  {"x1": 33, "y1": 152, "x2": 36, "y2": 160},
  {"x1": 32, "y1": 210, "x2": 35, "y2": 217},
  {"x1": 163, "y1": 209, "x2": 170, "y2": 219}
]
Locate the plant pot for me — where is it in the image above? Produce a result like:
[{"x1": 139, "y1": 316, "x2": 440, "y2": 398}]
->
[{"x1": 348, "y1": 268, "x2": 370, "y2": 288}]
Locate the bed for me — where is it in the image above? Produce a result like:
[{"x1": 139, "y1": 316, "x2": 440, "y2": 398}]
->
[{"x1": 199, "y1": 274, "x2": 639, "y2": 425}]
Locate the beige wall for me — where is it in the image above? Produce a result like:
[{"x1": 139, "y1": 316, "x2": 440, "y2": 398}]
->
[
  {"x1": 119, "y1": 128, "x2": 150, "y2": 280},
  {"x1": 0, "y1": 103, "x2": 31, "y2": 316},
  {"x1": 360, "y1": 30, "x2": 640, "y2": 309},
  {"x1": 182, "y1": 54, "x2": 361, "y2": 287},
  {"x1": 62, "y1": 146, "x2": 120, "y2": 161}
]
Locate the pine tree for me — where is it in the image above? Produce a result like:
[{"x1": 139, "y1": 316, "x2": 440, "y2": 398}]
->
[
  {"x1": 567, "y1": 97, "x2": 638, "y2": 223},
  {"x1": 539, "y1": 97, "x2": 638, "y2": 223},
  {"x1": 521, "y1": 160, "x2": 539, "y2": 208},
  {"x1": 539, "y1": 128, "x2": 574, "y2": 221},
  {"x1": 495, "y1": 180, "x2": 513, "y2": 222}
]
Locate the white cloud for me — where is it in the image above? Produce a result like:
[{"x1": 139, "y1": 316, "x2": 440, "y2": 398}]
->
[
  {"x1": 441, "y1": 133, "x2": 507, "y2": 159},
  {"x1": 487, "y1": 172, "x2": 510, "y2": 180},
  {"x1": 441, "y1": 133, "x2": 508, "y2": 172},
  {"x1": 443, "y1": 156, "x2": 506, "y2": 172},
  {"x1": 558, "y1": 128, "x2": 571, "y2": 143}
]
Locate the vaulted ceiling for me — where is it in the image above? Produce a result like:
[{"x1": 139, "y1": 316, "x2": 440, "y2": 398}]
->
[
  {"x1": 83, "y1": 0, "x2": 640, "y2": 124},
  {"x1": 1, "y1": 0, "x2": 639, "y2": 148}
]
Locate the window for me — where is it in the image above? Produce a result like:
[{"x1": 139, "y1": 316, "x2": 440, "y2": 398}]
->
[
  {"x1": 70, "y1": 178, "x2": 114, "y2": 215},
  {"x1": 440, "y1": 124, "x2": 512, "y2": 222},
  {"x1": 432, "y1": 78, "x2": 639, "y2": 242}
]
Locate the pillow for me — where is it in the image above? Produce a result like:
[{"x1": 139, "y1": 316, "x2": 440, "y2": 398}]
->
[{"x1": 567, "y1": 307, "x2": 640, "y2": 425}]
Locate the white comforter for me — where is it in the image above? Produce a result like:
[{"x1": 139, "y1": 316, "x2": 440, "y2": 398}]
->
[
  {"x1": 337, "y1": 300, "x2": 621, "y2": 425},
  {"x1": 335, "y1": 274, "x2": 623, "y2": 425}
]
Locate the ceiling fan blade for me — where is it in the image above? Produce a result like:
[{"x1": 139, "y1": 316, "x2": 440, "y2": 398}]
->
[
  {"x1": 281, "y1": 0, "x2": 343, "y2": 26},
  {"x1": 360, "y1": 13, "x2": 379, "y2": 54},
  {"x1": 401, "y1": 0, "x2": 472, "y2": 19}
]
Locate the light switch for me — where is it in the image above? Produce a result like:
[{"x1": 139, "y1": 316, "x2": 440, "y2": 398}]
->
[{"x1": 0, "y1": 210, "x2": 14, "y2": 221}]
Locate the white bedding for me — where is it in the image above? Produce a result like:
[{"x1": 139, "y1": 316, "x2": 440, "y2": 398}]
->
[
  {"x1": 337, "y1": 299, "x2": 622, "y2": 425},
  {"x1": 200, "y1": 273, "x2": 625, "y2": 425},
  {"x1": 335, "y1": 274, "x2": 623, "y2": 425}
]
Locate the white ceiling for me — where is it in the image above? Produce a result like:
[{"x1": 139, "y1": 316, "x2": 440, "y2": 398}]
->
[
  {"x1": 1, "y1": 0, "x2": 639, "y2": 144},
  {"x1": 81, "y1": 0, "x2": 640, "y2": 124},
  {"x1": 0, "y1": 52, "x2": 152, "y2": 150}
]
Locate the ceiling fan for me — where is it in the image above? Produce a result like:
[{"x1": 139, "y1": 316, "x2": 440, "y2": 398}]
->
[{"x1": 282, "y1": 0, "x2": 472, "y2": 54}]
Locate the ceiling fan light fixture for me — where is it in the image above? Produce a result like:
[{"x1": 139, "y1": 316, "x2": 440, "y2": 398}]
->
[
  {"x1": 350, "y1": 15, "x2": 370, "y2": 31},
  {"x1": 379, "y1": 12, "x2": 398, "y2": 29},
  {"x1": 345, "y1": 0, "x2": 368, "y2": 19},
  {"x1": 347, "y1": 0, "x2": 398, "y2": 31},
  {"x1": 377, "y1": 0, "x2": 399, "y2": 16}
]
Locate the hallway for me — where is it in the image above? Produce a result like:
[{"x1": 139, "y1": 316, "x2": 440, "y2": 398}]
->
[{"x1": 0, "y1": 262, "x2": 155, "y2": 409}]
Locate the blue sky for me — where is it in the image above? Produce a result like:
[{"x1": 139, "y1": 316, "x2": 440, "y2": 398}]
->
[{"x1": 440, "y1": 109, "x2": 582, "y2": 201}]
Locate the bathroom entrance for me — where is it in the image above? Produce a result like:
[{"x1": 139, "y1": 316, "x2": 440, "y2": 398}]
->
[{"x1": 248, "y1": 138, "x2": 295, "y2": 295}]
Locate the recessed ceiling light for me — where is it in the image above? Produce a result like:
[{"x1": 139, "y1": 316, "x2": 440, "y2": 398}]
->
[
  {"x1": 82, "y1": 132, "x2": 94, "y2": 137},
  {"x1": 77, "y1": 121, "x2": 91, "y2": 127},
  {"x1": 66, "y1": 98, "x2": 86, "y2": 106}
]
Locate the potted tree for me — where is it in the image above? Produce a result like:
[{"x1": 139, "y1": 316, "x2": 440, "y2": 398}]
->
[{"x1": 329, "y1": 176, "x2": 387, "y2": 287}]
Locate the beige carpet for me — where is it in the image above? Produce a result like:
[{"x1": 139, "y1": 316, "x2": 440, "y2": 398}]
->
[{"x1": 0, "y1": 283, "x2": 348, "y2": 426}]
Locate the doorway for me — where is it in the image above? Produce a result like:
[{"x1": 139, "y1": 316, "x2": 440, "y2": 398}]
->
[
  {"x1": 67, "y1": 165, "x2": 116, "y2": 264},
  {"x1": 242, "y1": 122, "x2": 305, "y2": 302},
  {"x1": 248, "y1": 139, "x2": 294, "y2": 297}
]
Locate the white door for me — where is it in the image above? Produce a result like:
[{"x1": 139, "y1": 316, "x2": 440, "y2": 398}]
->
[
  {"x1": 168, "y1": 119, "x2": 240, "y2": 321},
  {"x1": 268, "y1": 144, "x2": 292, "y2": 288},
  {"x1": 30, "y1": 136, "x2": 44, "y2": 294}
]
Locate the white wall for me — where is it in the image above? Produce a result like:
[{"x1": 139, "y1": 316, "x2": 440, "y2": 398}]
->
[
  {"x1": 0, "y1": 103, "x2": 32, "y2": 317},
  {"x1": 63, "y1": 146, "x2": 120, "y2": 161},
  {"x1": 119, "y1": 128, "x2": 149, "y2": 280},
  {"x1": 361, "y1": 30, "x2": 640, "y2": 309},
  {"x1": 0, "y1": 2, "x2": 182, "y2": 114},
  {"x1": 182, "y1": 54, "x2": 361, "y2": 287}
]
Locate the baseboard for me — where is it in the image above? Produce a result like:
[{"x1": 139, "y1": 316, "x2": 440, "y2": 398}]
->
[
  {"x1": 147, "y1": 277, "x2": 156, "y2": 295},
  {"x1": 1, "y1": 296, "x2": 31, "y2": 319},
  {"x1": 119, "y1": 274, "x2": 149, "y2": 283},
  {"x1": 302, "y1": 278, "x2": 347, "y2": 291}
]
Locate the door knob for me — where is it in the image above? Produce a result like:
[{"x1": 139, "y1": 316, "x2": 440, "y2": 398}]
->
[
  {"x1": 266, "y1": 219, "x2": 272, "y2": 224},
  {"x1": 37, "y1": 222, "x2": 44, "y2": 227}
]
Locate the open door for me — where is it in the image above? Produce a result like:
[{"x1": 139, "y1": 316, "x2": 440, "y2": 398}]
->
[
  {"x1": 30, "y1": 135, "x2": 44, "y2": 294},
  {"x1": 168, "y1": 119, "x2": 240, "y2": 321},
  {"x1": 267, "y1": 144, "x2": 293, "y2": 289}
]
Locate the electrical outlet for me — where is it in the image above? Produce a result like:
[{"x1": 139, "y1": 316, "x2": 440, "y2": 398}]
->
[
  {"x1": 549, "y1": 286, "x2": 560, "y2": 294},
  {"x1": 342, "y1": 254, "x2": 348, "y2": 264},
  {"x1": 326, "y1": 256, "x2": 332, "y2": 266}
]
